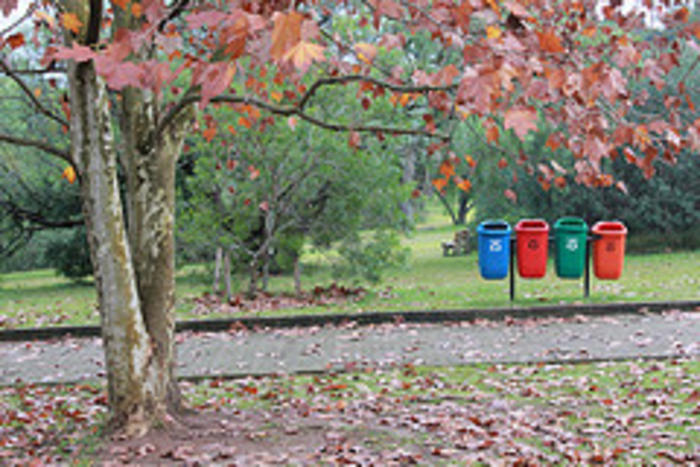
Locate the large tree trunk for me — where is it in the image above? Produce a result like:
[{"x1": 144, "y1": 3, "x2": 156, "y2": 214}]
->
[
  {"x1": 119, "y1": 85, "x2": 192, "y2": 419},
  {"x1": 68, "y1": 60, "x2": 155, "y2": 436}
]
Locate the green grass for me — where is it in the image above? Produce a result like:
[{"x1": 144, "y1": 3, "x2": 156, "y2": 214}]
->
[{"x1": 1, "y1": 207, "x2": 698, "y2": 328}]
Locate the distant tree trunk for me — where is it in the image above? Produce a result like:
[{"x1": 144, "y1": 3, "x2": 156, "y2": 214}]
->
[
  {"x1": 213, "y1": 247, "x2": 222, "y2": 294},
  {"x1": 223, "y1": 249, "x2": 232, "y2": 301},
  {"x1": 293, "y1": 254, "x2": 302, "y2": 297},
  {"x1": 435, "y1": 190, "x2": 458, "y2": 225},
  {"x1": 400, "y1": 145, "x2": 416, "y2": 221},
  {"x1": 457, "y1": 191, "x2": 471, "y2": 225}
]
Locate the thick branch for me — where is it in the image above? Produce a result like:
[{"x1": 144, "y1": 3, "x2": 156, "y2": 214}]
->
[
  {"x1": 0, "y1": 59, "x2": 69, "y2": 127},
  {"x1": 0, "y1": 132, "x2": 72, "y2": 164},
  {"x1": 297, "y1": 74, "x2": 456, "y2": 110},
  {"x1": 0, "y1": 200, "x2": 83, "y2": 229}
]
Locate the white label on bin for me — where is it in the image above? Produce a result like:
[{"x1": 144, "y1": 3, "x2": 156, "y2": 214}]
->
[
  {"x1": 489, "y1": 239, "x2": 503, "y2": 252},
  {"x1": 566, "y1": 238, "x2": 579, "y2": 251}
]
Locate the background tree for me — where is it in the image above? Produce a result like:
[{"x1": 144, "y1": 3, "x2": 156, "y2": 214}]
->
[{"x1": 0, "y1": 0, "x2": 697, "y2": 436}]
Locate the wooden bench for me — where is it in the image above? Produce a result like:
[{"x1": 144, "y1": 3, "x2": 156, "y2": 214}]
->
[{"x1": 442, "y1": 229, "x2": 470, "y2": 256}]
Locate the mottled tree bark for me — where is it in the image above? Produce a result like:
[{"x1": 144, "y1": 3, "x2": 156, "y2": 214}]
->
[{"x1": 68, "y1": 60, "x2": 155, "y2": 436}]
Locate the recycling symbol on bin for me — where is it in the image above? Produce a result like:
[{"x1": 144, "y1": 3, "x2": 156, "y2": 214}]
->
[
  {"x1": 489, "y1": 239, "x2": 502, "y2": 252},
  {"x1": 565, "y1": 238, "x2": 579, "y2": 251},
  {"x1": 527, "y1": 239, "x2": 539, "y2": 250}
]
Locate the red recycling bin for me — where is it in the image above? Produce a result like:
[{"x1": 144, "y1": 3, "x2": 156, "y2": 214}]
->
[
  {"x1": 515, "y1": 219, "x2": 550, "y2": 278},
  {"x1": 592, "y1": 221, "x2": 627, "y2": 279}
]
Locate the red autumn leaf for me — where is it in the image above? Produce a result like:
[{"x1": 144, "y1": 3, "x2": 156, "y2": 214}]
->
[
  {"x1": 226, "y1": 159, "x2": 237, "y2": 170},
  {"x1": 259, "y1": 201, "x2": 269, "y2": 211},
  {"x1": 248, "y1": 165, "x2": 260, "y2": 180},
  {"x1": 465, "y1": 154, "x2": 477, "y2": 168},
  {"x1": 348, "y1": 131, "x2": 361, "y2": 149},
  {"x1": 202, "y1": 127, "x2": 216, "y2": 142},
  {"x1": 536, "y1": 29, "x2": 565, "y2": 53},
  {"x1": 287, "y1": 116, "x2": 298, "y2": 131},
  {"x1": 504, "y1": 188, "x2": 517, "y2": 202},
  {"x1": 113, "y1": 0, "x2": 129, "y2": 10},
  {"x1": 554, "y1": 176, "x2": 566, "y2": 188},
  {"x1": 361, "y1": 97, "x2": 371, "y2": 110},
  {"x1": 504, "y1": 107, "x2": 538, "y2": 139},
  {"x1": 411, "y1": 188, "x2": 421, "y2": 198},
  {"x1": 62, "y1": 12, "x2": 83, "y2": 34},
  {"x1": 545, "y1": 133, "x2": 561, "y2": 151},
  {"x1": 228, "y1": 185, "x2": 235, "y2": 194},
  {"x1": 486, "y1": 126, "x2": 500, "y2": 143},
  {"x1": 497, "y1": 158, "x2": 508, "y2": 169},
  {"x1": 6, "y1": 32, "x2": 24, "y2": 49},
  {"x1": 52, "y1": 43, "x2": 97, "y2": 62}
]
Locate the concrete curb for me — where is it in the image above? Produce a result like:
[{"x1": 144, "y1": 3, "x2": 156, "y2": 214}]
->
[{"x1": 1, "y1": 300, "x2": 698, "y2": 343}]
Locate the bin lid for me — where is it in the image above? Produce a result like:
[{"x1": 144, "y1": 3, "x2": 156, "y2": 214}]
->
[
  {"x1": 515, "y1": 218, "x2": 550, "y2": 232},
  {"x1": 592, "y1": 221, "x2": 627, "y2": 235},
  {"x1": 477, "y1": 220, "x2": 512, "y2": 235},
  {"x1": 553, "y1": 216, "x2": 588, "y2": 233}
]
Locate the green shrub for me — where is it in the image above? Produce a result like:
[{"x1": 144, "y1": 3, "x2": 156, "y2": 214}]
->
[{"x1": 44, "y1": 228, "x2": 93, "y2": 280}]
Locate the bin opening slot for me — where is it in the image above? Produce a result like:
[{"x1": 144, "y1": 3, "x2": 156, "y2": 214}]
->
[
  {"x1": 518, "y1": 220, "x2": 548, "y2": 229},
  {"x1": 482, "y1": 223, "x2": 509, "y2": 231},
  {"x1": 595, "y1": 223, "x2": 625, "y2": 232}
]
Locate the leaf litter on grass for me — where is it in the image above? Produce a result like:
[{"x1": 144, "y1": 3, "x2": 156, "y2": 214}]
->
[{"x1": 1, "y1": 358, "x2": 697, "y2": 465}]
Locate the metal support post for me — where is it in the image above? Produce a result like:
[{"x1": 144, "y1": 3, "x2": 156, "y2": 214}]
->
[
  {"x1": 509, "y1": 237, "x2": 515, "y2": 302},
  {"x1": 584, "y1": 235, "x2": 591, "y2": 298}
]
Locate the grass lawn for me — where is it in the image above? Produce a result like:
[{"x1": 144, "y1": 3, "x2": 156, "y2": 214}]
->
[
  {"x1": 1, "y1": 206, "x2": 698, "y2": 328},
  {"x1": 1, "y1": 359, "x2": 697, "y2": 463}
]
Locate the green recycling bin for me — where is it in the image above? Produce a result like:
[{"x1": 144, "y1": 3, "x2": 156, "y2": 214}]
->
[{"x1": 553, "y1": 217, "x2": 588, "y2": 279}]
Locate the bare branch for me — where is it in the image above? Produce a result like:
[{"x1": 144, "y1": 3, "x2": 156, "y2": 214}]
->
[
  {"x1": 0, "y1": 132, "x2": 72, "y2": 164},
  {"x1": 0, "y1": 59, "x2": 69, "y2": 127}
]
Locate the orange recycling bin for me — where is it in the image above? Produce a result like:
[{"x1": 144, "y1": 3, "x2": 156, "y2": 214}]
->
[
  {"x1": 592, "y1": 221, "x2": 627, "y2": 279},
  {"x1": 515, "y1": 219, "x2": 550, "y2": 278}
]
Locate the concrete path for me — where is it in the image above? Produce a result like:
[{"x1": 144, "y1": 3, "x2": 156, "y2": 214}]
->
[{"x1": 0, "y1": 311, "x2": 698, "y2": 385}]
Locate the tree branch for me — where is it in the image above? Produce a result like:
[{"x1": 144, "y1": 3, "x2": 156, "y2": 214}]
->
[
  {"x1": 0, "y1": 132, "x2": 72, "y2": 164},
  {"x1": 297, "y1": 74, "x2": 456, "y2": 110},
  {"x1": 0, "y1": 59, "x2": 69, "y2": 127}
]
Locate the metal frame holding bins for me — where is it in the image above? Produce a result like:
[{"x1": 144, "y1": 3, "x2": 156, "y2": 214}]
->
[{"x1": 509, "y1": 235, "x2": 598, "y2": 301}]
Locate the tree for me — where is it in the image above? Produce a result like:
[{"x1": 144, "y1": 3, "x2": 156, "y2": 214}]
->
[{"x1": 0, "y1": 0, "x2": 697, "y2": 435}]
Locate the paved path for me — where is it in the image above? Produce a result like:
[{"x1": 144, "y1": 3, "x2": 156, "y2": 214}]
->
[{"x1": 0, "y1": 311, "x2": 698, "y2": 385}]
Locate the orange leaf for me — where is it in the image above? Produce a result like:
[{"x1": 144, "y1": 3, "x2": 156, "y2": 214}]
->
[
  {"x1": 545, "y1": 133, "x2": 561, "y2": 151},
  {"x1": 61, "y1": 166, "x2": 76, "y2": 184},
  {"x1": 238, "y1": 116, "x2": 252, "y2": 128},
  {"x1": 485, "y1": 0, "x2": 501, "y2": 16},
  {"x1": 457, "y1": 179, "x2": 472, "y2": 192},
  {"x1": 287, "y1": 116, "x2": 298, "y2": 131},
  {"x1": 249, "y1": 165, "x2": 260, "y2": 180},
  {"x1": 6, "y1": 33, "x2": 24, "y2": 49},
  {"x1": 131, "y1": 3, "x2": 142, "y2": 18},
  {"x1": 62, "y1": 12, "x2": 83, "y2": 34},
  {"x1": 497, "y1": 158, "x2": 508, "y2": 169},
  {"x1": 283, "y1": 40, "x2": 326, "y2": 71},
  {"x1": 227, "y1": 124, "x2": 237, "y2": 135},
  {"x1": 270, "y1": 91, "x2": 283, "y2": 102},
  {"x1": 536, "y1": 29, "x2": 565, "y2": 53},
  {"x1": 486, "y1": 126, "x2": 499, "y2": 143},
  {"x1": 465, "y1": 154, "x2": 477, "y2": 168},
  {"x1": 113, "y1": 0, "x2": 129, "y2": 10},
  {"x1": 270, "y1": 11, "x2": 303, "y2": 61},
  {"x1": 202, "y1": 127, "x2": 216, "y2": 142},
  {"x1": 439, "y1": 161, "x2": 455, "y2": 178},
  {"x1": 354, "y1": 42, "x2": 377, "y2": 64},
  {"x1": 432, "y1": 178, "x2": 448, "y2": 191},
  {"x1": 33, "y1": 88, "x2": 41, "y2": 98},
  {"x1": 486, "y1": 26, "x2": 502, "y2": 39},
  {"x1": 553, "y1": 176, "x2": 566, "y2": 188}
]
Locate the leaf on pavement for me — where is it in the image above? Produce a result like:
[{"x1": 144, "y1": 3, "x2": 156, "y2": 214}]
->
[{"x1": 536, "y1": 29, "x2": 565, "y2": 53}]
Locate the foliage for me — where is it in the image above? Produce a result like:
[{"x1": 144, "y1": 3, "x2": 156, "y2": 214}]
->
[
  {"x1": 333, "y1": 229, "x2": 409, "y2": 283},
  {"x1": 43, "y1": 227, "x2": 92, "y2": 280}
]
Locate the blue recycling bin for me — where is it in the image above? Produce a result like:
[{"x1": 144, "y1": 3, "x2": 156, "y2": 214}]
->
[{"x1": 477, "y1": 220, "x2": 512, "y2": 279}]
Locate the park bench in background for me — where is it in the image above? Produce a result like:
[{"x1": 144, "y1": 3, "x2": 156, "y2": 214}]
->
[{"x1": 442, "y1": 229, "x2": 470, "y2": 256}]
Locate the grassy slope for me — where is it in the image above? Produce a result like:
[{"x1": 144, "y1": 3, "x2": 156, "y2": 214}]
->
[{"x1": 1, "y1": 205, "x2": 698, "y2": 328}]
